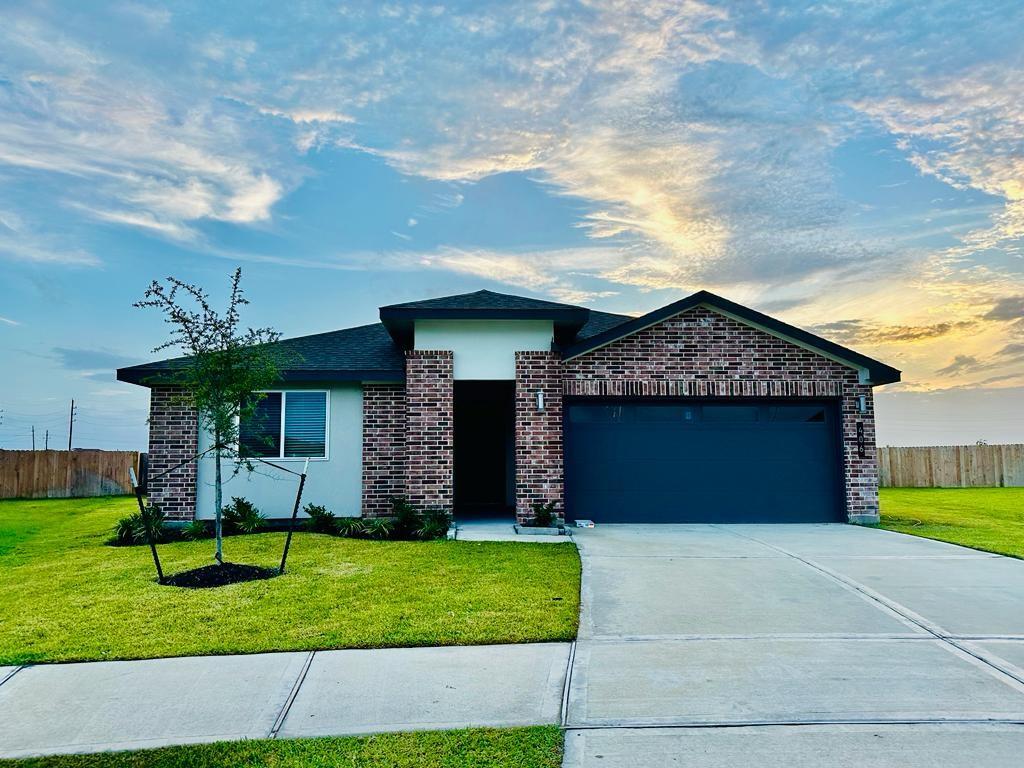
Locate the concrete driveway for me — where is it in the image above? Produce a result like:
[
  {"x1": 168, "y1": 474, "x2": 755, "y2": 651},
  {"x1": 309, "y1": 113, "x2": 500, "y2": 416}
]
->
[{"x1": 564, "y1": 524, "x2": 1024, "y2": 766}]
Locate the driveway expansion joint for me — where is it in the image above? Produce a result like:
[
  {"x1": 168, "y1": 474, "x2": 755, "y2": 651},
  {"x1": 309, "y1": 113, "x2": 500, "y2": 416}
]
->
[
  {"x1": 269, "y1": 650, "x2": 316, "y2": 739},
  {"x1": 0, "y1": 666, "x2": 25, "y2": 689}
]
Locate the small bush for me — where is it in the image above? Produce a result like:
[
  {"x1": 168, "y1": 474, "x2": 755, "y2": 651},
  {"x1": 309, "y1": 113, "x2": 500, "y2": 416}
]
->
[
  {"x1": 334, "y1": 517, "x2": 365, "y2": 537},
  {"x1": 303, "y1": 503, "x2": 338, "y2": 534},
  {"x1": 222, "y1": 497, "x2": 266, "y2": 535},
  {"x1": 391, "y1": 496, "x2": 419, "y2": 539},
  {"x1": 416, "y1": 507, "x2": 453, "y2": 540},
  {"x1": 112, "y1": 504, "x2": 169, "y2": 545},
  {"x1": 181, "y1": 519, "x2": 212, "y2": 541},
  {"x1": 529, "y1": 500, "x2": 559, "y2": 527},
  {"x1": 361, "y1": 517, "x2": 395, "y2": 540}
]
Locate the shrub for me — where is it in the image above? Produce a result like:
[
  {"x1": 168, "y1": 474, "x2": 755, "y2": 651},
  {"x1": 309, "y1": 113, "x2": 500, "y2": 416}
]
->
[
  {"x1": 529, "y1": 500, "x2": 559, "y2": 527},
  {"x1": 303, "y1": 503, "x2": 338, "y2": 534},
  {"x1": 360, "y1": 517, "x2": 394, "y2": 540},
  {"x1": 222, "y1": 497, "x2": 266, "y2": 535},
  {"x1": 181, "y1": 519, "x2": 212, "y2": 541},
  {"x1": 112, "y1": 505, "x2": 168, "y2": 545},
  {"x1": 391, "y1": 496, "x2": 419, "y2": 539},
  {"x1": 415, "y1": 507, "x2": 452, "y2": 540},
  {"x1": 334, "y1": 517, "x2": 366, "y2": 538}
]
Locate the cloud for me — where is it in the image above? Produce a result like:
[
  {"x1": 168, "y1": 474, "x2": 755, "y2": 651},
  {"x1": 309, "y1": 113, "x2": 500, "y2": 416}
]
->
[
  {"x1": 984, "y1": 296, "x2": 1024, "y2": 321},
  {"x1": 809, "y1": 319, "x2": 977, "y2": 346},
  {"x1": 257, "y1": 106, "x2": 355, "y2": 124},
  {"x1": 52, "y1": 347, "x2": 139, "y2": 371},
  {"x1": 0, "y1": 11, "x2": 292, "y2": 247},
  {"x1": 0, "y1": 315, "x2": 20, "y2": 326},
  {"x1": 936, "y1": 355, "x2": 981, "y2": 376}
]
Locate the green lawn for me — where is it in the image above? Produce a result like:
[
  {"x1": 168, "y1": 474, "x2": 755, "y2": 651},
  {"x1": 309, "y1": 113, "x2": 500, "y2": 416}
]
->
[
  {"x1": 0, "y1": 727, "x2": 563, "y2": 768},
  {"x1": 878, "y1": 487, "x2": 1024, "y2": 559},
  {"x1": 0, "y1": 497, "x2": 580, "y2": 665}
]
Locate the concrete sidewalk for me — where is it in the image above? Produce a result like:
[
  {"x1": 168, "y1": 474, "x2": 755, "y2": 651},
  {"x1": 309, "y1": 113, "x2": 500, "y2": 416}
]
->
[{"x1": 0, "y1": 642, "x2": 571, "y2": 759}]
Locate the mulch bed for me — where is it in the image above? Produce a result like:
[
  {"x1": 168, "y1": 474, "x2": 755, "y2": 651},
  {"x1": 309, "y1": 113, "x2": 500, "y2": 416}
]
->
[{"x1": 163, "y1": 562, "x2": 279, "y2": 589}]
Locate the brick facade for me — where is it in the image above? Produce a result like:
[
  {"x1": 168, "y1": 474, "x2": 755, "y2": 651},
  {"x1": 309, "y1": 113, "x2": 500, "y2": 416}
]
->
[
  {"x1": 562, "y1": 306, "x2": 880, "y2": 522},
  {"x1": 514, "y1": 352, "x2": 564, "y2": 522},
  {"x1": 404, "y1": 350, "x2": 454, "y2": 510},
  {"x1": 147, "y1": 386, "x2": 198, "y2": 521},
  {"x1": 145, "y1": 306, "x2": 881, "y2": 524},
  {"x1": 361, "y1": 383, "x2": 407, "y2": 517}
]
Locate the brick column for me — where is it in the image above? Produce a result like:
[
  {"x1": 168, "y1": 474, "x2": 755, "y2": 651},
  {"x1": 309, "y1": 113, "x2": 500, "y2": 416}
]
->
[
  {"x1": 842, "y1": 384, "x2": 880, "y2": 524},
  {"x1": 361, "y1": 383, "x2": 407, "y2": 517},
  {"x1": 147, "y1": 386, "x2": 198, "y2": 521},
  {"x1": 515, "y1": 351, "x2": 563, "y2": 523},
  {"x1": 405, "y1": 350, "x2": 454, "y2": 511}
]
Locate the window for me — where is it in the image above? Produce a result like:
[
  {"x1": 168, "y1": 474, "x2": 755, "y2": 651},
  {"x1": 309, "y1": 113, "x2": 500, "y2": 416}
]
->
[{"x1": 239, "y1": 391, "x2": 328, "y2": 459}]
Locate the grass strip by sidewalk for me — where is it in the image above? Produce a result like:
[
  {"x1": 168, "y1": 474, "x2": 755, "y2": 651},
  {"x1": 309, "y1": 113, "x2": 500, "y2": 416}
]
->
[
  {"x1": 878, "y1": 487, "x2": 1024, "y2": 559},
  {"x1": 0, "y1": 726, "x2": 564, "y2": 768},
  {"x1": 0, "y1": 497, "x2": 580, "y2": 665}
]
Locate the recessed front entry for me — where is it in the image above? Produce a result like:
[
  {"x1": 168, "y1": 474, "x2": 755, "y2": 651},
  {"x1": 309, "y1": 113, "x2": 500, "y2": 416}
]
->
[
  {"x1": 564, "y1": 400, "x2": 844, "y2": 523},
  {"x1": 454, "y1": 381, "x2": 515, "y2": 517}
]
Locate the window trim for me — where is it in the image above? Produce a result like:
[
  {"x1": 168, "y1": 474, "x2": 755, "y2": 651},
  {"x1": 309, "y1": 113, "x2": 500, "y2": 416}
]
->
[{"x1": 239, "y1": 389, "x2": 331, "y2": 461}]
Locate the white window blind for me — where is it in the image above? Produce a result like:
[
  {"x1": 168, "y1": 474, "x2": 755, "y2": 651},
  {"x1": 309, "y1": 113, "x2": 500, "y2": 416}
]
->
[
  {"x1": 239, "y1": 391, "x2": 327, "y2": 459},
  {"x1": 284, "y1": 391, "x2": 327, "y2": 457}
]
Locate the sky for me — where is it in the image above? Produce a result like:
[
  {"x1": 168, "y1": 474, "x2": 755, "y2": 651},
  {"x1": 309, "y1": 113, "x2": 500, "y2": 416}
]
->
[{"x1": 1, "y1": 0, "x2": 1023, "y2": 450}]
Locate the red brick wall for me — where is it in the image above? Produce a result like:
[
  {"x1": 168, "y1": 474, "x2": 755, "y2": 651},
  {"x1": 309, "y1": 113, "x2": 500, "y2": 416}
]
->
[
  {"x1": 564, "y1": 306, "x2": 880, "y2": 522},
  {"x1": 147, "y1": 386, "x2": 198, "y2": 521},
  {"x1": 515, "y1": 352, "x2": 564, "y2": 523},
  {"x1": 404, "y1": 350, "x2": 454, "y2": 510},
  {"x1": 361, "y1": 383, "x2": 407, "y2": 517}
]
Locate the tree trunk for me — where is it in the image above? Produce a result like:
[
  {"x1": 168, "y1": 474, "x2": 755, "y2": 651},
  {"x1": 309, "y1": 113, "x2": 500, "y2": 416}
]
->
[{"x1": 214, "y1": 431, "x2": 224, "y2": 564}]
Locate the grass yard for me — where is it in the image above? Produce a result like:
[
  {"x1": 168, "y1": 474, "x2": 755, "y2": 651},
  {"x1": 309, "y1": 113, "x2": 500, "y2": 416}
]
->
[
  {"x1": 0, "y1": 497, "x2": 580, "y2": 665},
  {"x1": 878, "y1": 487, "x2": 1024, "y2": 559},
  {"x1": 0, "y1": 727, "x2": 563, "y2": 768}
]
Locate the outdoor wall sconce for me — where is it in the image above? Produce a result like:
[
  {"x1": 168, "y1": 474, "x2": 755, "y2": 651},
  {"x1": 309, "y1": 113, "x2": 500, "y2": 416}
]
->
[
  {"x1": 857, "y1": 394, "x2": 867, "y2": 414},
  {"x1": 536, "y1": 390, "x2": 545, "y2": 412}
]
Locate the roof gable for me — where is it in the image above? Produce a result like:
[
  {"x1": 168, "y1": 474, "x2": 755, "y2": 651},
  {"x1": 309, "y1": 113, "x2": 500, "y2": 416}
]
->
[
  {"x1": 379, "y1": 289, "x2": 594, "y2": 347},
  {"x1": 561, "y1": 290, "x2": 901, "y2": 386}
]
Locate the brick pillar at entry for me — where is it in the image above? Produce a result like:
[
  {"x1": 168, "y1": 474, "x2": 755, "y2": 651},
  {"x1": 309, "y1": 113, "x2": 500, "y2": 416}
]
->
[
  {"x1": 515, "y1": 351, "x2": 563, "y2": 523},
  {"x1": 404, "y1": 350, "x2": 454, "y2": 510}
]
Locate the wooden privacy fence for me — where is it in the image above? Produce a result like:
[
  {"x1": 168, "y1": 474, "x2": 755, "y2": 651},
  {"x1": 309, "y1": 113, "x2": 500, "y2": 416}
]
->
[
  {"x1": 0, "y1": 450, "x2": 143, "y2": 499},
  {"x1": 878, "y1": 444, "x2": 1024, "y2": 488}
]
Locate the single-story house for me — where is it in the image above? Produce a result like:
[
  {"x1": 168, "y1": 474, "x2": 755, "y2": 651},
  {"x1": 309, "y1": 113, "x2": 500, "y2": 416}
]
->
[{"x1": 117, "y1": 289, "x2": 900, "y2": 525}]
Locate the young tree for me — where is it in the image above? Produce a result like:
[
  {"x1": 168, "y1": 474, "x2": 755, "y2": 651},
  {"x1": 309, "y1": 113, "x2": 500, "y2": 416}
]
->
[{"x1": 136, "y1": 268, "x2": 282, "y2": 564}]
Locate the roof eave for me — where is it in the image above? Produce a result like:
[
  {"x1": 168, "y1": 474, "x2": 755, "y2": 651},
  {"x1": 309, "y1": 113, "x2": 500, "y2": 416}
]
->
[{"x1": 116, "y1": 367, "x2": 405, "y2": 387}]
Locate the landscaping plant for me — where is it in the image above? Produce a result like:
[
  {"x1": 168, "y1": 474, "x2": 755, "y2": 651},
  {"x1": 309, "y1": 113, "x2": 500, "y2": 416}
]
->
[
  {"x1": 303, "y1": 503, "x2": 338, "y2": 534},
  {"x1": 222, "y1": 497, "x2": 267, "y2": 535},
  {"x1": 180, "y1": 519, "x2": 211, "y2": 541},
  {"x1": 112, "y1": 505, "x2": 169, "y2": 546},
  {"x1": 135, "y1": 268, "x2": 283, "y2": 564},
  {"x1": 529, "y1": 500, "x2": 559, "y2": 527}
]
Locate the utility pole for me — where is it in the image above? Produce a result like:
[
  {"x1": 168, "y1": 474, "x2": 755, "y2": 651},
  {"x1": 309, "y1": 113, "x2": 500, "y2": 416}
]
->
[
  {"x1": 68, "y1": 399, "x2": 77, "y2": 451},
  {"x1": 31, "y1": 425, "x2": 35, "y2": 451},
  {"x1": 45, "y1": 429, "x2": 49, "y2": 450}
]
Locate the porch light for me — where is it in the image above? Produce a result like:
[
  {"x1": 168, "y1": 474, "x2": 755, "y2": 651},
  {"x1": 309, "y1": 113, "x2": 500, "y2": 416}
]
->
[
  {"x1": 857, "y1": 394, "x2": 867, "y2": 414},
  {"x1": 536, "y1": 390, "x2": 545, "y2": 412}
]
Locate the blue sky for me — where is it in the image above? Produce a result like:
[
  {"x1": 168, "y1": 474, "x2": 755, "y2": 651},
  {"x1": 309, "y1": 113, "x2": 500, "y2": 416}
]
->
[{"x1": 1, "y1": 0, "x2": 1023, "y2": 449}]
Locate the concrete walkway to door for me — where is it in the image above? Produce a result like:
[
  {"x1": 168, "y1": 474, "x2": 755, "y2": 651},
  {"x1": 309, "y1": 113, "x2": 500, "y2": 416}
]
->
[{"x1": 564, "y1": 524, "x2": 1024, "y2": 766}]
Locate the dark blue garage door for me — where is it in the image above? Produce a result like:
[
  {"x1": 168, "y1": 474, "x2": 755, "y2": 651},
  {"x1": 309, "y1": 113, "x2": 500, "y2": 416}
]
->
[{"x1": 564, "y1": 401, "x2": 843, "y2": 523}]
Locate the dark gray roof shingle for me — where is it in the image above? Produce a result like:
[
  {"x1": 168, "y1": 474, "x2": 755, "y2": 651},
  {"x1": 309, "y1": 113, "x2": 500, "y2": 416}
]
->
[{"x1": 382, "y1": 289, "x2": 582, "y2": 312}]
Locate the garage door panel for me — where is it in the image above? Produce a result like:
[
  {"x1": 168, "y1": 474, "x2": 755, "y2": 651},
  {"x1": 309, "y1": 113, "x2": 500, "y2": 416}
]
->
[{"x1": 564, "y1": 400, "x2": 843, "y2": 524}]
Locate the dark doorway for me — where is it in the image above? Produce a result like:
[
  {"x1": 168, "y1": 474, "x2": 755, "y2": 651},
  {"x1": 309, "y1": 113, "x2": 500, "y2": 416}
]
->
[{"x1": 454, "y1": 381, "x2": 515, "y2": 517}]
